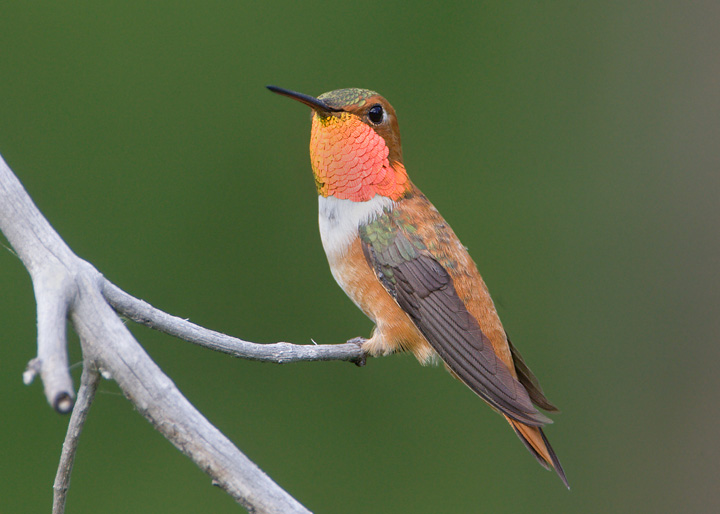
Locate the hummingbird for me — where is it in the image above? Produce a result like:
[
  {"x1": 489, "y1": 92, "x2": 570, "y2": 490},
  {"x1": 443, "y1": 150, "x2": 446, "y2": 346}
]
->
[{"x1": 267, "y1": 85, "x2": 568, "y2": 488}]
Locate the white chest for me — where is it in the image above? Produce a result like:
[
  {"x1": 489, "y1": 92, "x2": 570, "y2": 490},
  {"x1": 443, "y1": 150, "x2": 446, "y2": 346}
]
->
[{"x1": 317, "y1": 195, "x2": 394, "y2": 261}]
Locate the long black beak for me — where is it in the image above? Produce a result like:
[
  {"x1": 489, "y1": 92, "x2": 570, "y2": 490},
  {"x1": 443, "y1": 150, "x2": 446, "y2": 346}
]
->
[{"x1": 266, "y1": 85, "x2": 342, "y2": 113}]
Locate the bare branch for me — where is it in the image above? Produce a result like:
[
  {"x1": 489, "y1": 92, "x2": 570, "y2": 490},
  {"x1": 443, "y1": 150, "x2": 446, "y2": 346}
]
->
[
  {"x1": 0, "y1": 152, "x2": 318, "y2": 512},
  {"x1": 53, "y1": 365, "x2": 100, "y2": 514},
  {"x1": 103, "y1": 281, "x2": 366, "y2": 364},
  {"x1": 72, "y1": 272, "x2": 313, "y2": 514},
  {"x1": 0, "y1": 153, "x2": 77, "y2": 411},
  {"x1": 34, "y1": 267, "x2": 76, "y2": 412}
]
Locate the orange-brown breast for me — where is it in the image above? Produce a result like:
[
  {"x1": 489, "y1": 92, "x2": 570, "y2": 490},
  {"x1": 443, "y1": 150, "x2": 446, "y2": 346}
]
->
[{"x1": 326, "y1": 233, "x2": 435, "y2": 362}]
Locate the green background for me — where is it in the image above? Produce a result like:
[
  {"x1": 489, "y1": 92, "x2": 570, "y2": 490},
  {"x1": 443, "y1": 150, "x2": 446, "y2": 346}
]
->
[{"x1": 1, "y1": 2, "x2": 717, "y2": 513}]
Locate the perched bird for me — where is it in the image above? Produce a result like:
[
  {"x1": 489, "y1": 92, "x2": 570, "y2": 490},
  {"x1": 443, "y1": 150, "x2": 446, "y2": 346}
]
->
[{"x1": 268, "y1": 85, "x2": 568, "y2": 487}]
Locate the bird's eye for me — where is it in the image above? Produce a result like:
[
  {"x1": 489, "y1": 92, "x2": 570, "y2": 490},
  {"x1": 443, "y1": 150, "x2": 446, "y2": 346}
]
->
[{"x1": 367, "y1": 104, "x2": 384, "y2": 124}]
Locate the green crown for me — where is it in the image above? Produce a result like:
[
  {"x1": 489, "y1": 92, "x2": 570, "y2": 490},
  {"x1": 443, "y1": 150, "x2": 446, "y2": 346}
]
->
[{"x1": 318, "y1": 88, "x2": 378, "y2": 110}]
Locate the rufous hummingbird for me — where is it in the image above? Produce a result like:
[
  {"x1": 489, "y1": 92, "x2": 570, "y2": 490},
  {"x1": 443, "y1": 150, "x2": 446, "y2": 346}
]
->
[{"x1": 268, "y1": 85, "x2": 568, "y2": 488}]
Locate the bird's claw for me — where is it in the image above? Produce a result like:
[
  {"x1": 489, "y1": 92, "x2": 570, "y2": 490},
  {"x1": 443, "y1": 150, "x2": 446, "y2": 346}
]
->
[{"x1": 347, "y1": 337, "x2": 368, "y2": 367}]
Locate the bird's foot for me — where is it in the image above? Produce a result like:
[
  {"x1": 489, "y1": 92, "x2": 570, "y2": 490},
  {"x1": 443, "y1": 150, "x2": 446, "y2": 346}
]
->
[{"x1": 347, "y1": 337, "x2": 368, "y2": 367}]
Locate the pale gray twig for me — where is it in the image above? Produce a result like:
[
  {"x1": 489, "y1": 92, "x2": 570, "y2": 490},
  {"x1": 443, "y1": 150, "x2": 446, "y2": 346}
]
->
[
  {"x1": 53, "y1": 365, "x2": 100, "y2": 514},
  {"x1": 102, "y1": 281, "x2": 366, "y2": 364}
]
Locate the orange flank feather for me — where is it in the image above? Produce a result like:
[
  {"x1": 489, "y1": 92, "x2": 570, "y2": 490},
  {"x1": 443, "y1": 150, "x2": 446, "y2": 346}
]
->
[
  {"x1": 324, "y1": 225, "x2": 437, "y2": 363},
  {"x1": 399, "y1": 186, "x2": 515, "y2": 367}
]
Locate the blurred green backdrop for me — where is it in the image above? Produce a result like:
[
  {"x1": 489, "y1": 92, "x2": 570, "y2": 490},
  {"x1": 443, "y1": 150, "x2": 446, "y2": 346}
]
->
[{"x1": 1, "y1": 1, "x2": 718, "y2": 513}]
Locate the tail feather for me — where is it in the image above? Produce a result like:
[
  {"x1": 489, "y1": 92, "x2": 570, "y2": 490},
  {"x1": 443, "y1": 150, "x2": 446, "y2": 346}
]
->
[{"x1": 506, "y1": 416, "x2": 569, "y2": 489}]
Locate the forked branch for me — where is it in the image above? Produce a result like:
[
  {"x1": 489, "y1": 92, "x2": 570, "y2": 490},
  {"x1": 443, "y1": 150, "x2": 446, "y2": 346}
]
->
[{"x1": 0, "y1": 152, "x2": 364, "y2": 513}]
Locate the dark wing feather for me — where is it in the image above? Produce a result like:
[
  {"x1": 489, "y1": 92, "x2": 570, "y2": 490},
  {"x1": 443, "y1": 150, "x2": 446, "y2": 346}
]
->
[
  {"x1": 507, "y1": 334, "x2": 559, "y2": 412},
  {"x1": 361, "y1": 218, "x2": 550, "y2": 426}
]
